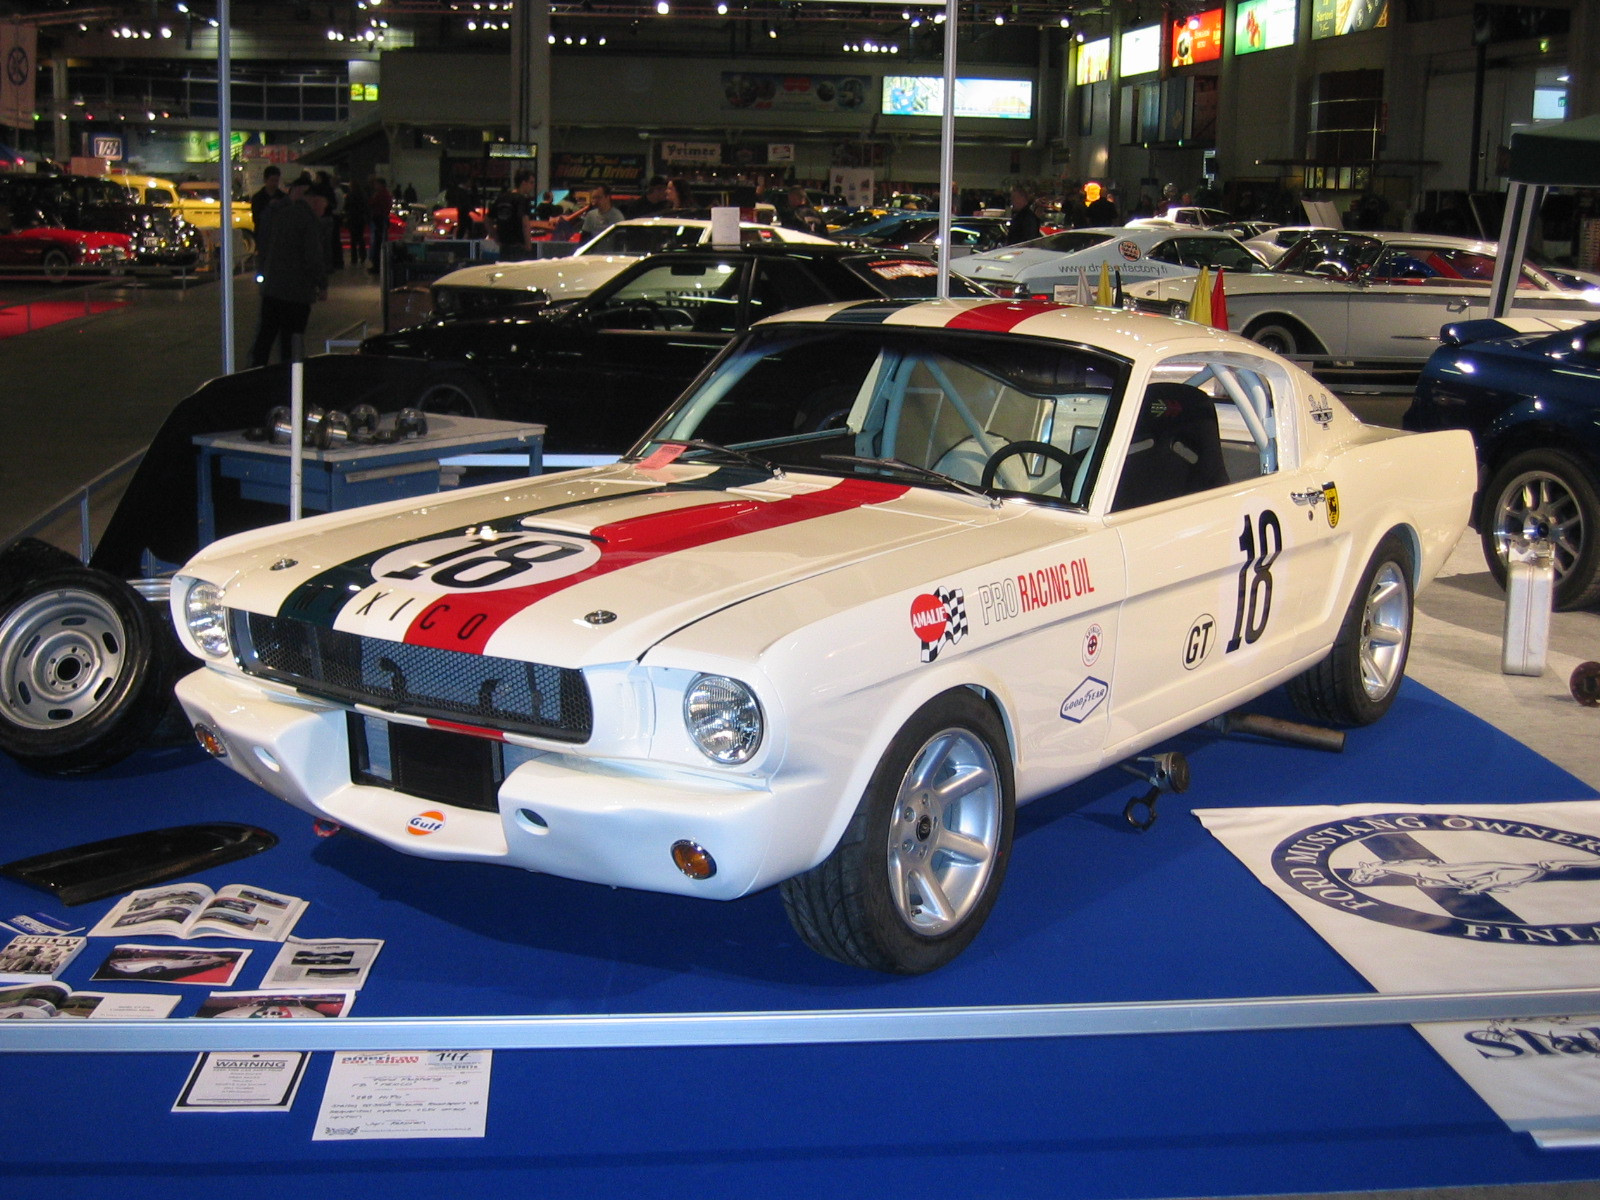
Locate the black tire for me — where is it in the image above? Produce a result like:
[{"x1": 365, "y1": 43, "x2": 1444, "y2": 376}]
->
[
  {"x1": 1289, "y1": 530, "x2": 1415, "y2": 727},
  {"x1": 1244, "y1": 318, "x2": 1301, "y2": 356},
  {"x1": 41, "y1": 249, "x2": 71, "y2": 285},
  {"x1": 1478, "y1": 448, "x2": 1600, "y2": 611},
  {"x1": 780, "y1": 688, "x2": 1015, "y2": 974},
  {"x1": 0, "y1": 559, "x2": 179, "y2": 774},
  {"x1": 415, "y1": 371, "x2": 494, "y2": 418}
]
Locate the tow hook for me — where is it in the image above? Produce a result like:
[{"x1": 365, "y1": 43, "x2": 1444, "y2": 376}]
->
[{"x1": 1118, "y1": 751, "x2": 1189, "y2": 832}]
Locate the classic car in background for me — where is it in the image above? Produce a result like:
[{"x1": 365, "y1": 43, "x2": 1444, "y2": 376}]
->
[
  {"x1": 1405, "y1": 316, "x2": 1600, "y2": 610},
  {"x1": 364, "y1": 244, "x2": 989, "y2": 455},
  {"x1": 957, "y1": 226, "x2": 1269, "y2": 299},
  {"x1": 0, "y1": 203, "x2": 129, "y2": 281},
  {"x1": 1242, "y1": 225, "x2": 1336, "y2": 266},
  {"x1": 430, "y1": 216, "x2": 834, "y2": 317},
  {"x1": 107, "y1": 172, "x2": 255, "y2": 254},
  {"x1": 171, "y1": 300, "x2": 1475, "y2": 973},
  {"x1": 71, "y1": 202, "x2": 204, "y2": 272},
  {"x1": 1126, "y1": 230, "x2": 1600, "y2": 364},
  {"x1": 843, "y1": 215, "x2": 1011, "y2": 260}
]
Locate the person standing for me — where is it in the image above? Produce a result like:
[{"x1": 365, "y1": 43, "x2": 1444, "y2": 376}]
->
[
  {"x1": 344, "y1": 177, "x2": 369, "y2": 266},
  {"x1": 249, "y1": 174, "x2": 329, "y2": 368},
  {"x1": 367, "y1": 176, "x2": 393, "y2": 275},
  {"x1": 249, "y1": 165, "x2": 284, "y2": 229},
  {"x1": 311, "y1": 170, "x2": 341, "y2": 268},
  {"x1": 578, "y1": 183, "x2": 625, "y2": 242},
  {"x1": 779, "y1": 183, "x2": 823, "y2": 234},
  {"x1": 491, "y1": 168, "x2": 537, "y2": 254},
  {"x1": 1005, "y1": 185, "x2": 1041, "y2": 245}
]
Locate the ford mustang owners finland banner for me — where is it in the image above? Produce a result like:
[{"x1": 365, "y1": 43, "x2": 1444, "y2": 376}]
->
[{"x1": 1197, "y1": 801, "x2": 1600, "y2": 1149}]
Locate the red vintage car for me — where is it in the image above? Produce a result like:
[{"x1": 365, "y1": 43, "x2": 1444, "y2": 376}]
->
[{"x1": 0, "y1": 205, "x2": 130, "y2": 282}]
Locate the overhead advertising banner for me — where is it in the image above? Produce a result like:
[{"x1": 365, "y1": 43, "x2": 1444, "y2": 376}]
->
[
  {"x1": 661, "y1": 141, "x2": 721, "y2": 165},
  {"x1": 1235, "y1": 0, "x2": 1298, "y2": 54},
  {"x1": 1, "y1": 21, "x2": 37, "y2": 130},
  {"x1": 1312, "y1": 0, "x2": 1388, "y2": 38},
  {"x1": 550, "y1": 151, "x2": 645, "y2": 188},
  {"x1": 1198, "y1": 800, "x2": 1600, "y2": 1149},
  {"x1": 881, "y1": 76, "x2": 1033, "y2": 120},
  {"x1": 1120, "y1": 24, "x2": 1162, "y2": 77},
  {"x1": 182, "y1": 130, "x2": 252, "y2": 163},
  {"x1": 1172, "y1": 8, "x2": 1224, "y2": 66},
  {"x1": 1075, "y1": 37, "x2": 1111, "y2": 86},
  {"x1": 721, "y1": 73, "x2": 870, "y2": 113}
]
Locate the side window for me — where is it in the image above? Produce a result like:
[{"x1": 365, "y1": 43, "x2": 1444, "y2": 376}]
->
[
  {"x1": 149, "y1": 189, "x2": 175, "y2": 205},
  {"x1": 748, "y1": 260, "x2": 834, "y2": 325},
  {"x1": 590, "y1": 260, "x2": 744, "y2": 332},
  {"x1": 1110, "y1": 359, "x2": 1278, "y2": 512},
  {"x1": 1148, "y1": 240, "x2": 1183, "y2": 265}
]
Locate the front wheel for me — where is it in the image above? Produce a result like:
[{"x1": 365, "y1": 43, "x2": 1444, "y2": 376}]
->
[
  {"x1": 1244, "y1": 318, "x2": 1300, "y2": 356},
  {"x1": 41, "y1": 249, "x2": 71, "y2": 284},
  {"x1": 0, "y1": 554, "x2": 178, "y2": 774},
  {"x1": 1479, "y1": 449, "x2": 1600, "y2": 611},
  {"x1": 1288, "y1": 530, "x2": 1415, "y2": 726},
  {"x1": 780, "y1": 689, "x2": 1014, "y2": 974},
  {"x1": 414, "y1": 371, "x2": 494, "y2": 419}
]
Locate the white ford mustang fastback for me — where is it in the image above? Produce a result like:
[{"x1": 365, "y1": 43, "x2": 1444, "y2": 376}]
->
[{"x1": 172, "y1": 300, "x2": 1475, "y2": 973}]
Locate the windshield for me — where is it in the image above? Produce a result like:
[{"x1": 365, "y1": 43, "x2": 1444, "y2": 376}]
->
[
  {"x1": 581, "y1": 223, "x2": 706, "y2": 256},
  {"x1": 637, "y1": 324, "x2": 1125, "y2": 507}
]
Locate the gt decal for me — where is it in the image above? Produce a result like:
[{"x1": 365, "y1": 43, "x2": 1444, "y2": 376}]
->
[
  {"x1": 1227, "y1": 510, "x2": 1281, "y2": 653},
  {"x1": 1183, "y1": 613, "x2": 1217, "y2": 670},
  {"x1": 911, "y1": 587, "x2": 967, "y2": 663},
  {"x1": 372, "y1": 533, "x2": 601, "y2": 592},
  {"x1": 407, "y1": 810, "x2": 445, "y2": 836}
]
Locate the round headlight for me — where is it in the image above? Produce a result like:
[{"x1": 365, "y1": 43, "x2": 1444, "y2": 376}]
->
[
  {"x1": 1171, "y1": 300, "x2": 1190, "y2": 320},
  {"x1": 184, "y1": 580, "x2": 231, "y2": 658},
  {"x1": 683, "y1": 674, "x2": 763, "y2": 765}
]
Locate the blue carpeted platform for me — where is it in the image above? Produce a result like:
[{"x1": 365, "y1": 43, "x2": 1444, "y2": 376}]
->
[{"x1": 3, "y1": 678, "x2": 1598, "y2": 1198}]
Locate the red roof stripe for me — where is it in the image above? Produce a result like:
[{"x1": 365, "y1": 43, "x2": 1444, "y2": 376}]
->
[{"x1": 943, "y1": 300, "x2": 1063, "y2": 333}]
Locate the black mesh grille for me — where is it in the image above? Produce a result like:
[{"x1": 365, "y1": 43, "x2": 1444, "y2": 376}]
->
[{"x1": 235, "y1": 611, "x2": 592, "y2": 742}]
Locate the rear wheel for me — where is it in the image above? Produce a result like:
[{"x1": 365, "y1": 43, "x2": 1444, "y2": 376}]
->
[
  {"x1": 780, "y1": 689, "x2": 1014, "y2": 974},
  {"x1": 1479, "y1": 449, "x2": 1600, "y2": 611},
  {"x1": 1244, "y1": 318, "x2": 1300, "y2": 356},
  {"x1": 415, "y1": 372, "x2": 494, "y2": 418},
  {"x1": 1289, "y1": 531, "x2": 1414, "y2": 726}
]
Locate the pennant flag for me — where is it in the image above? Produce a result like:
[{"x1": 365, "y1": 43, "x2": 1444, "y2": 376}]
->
[
  {"x1": 1096, "y1": 262, "x2": 1112, "y2": 307},
  {"x1": 1187, "y1": 266, "x2": 1212, "y2": 326},
  {"x1": 1211, "y1": 267, "x2": 1229, "y2": 331},
  {"x1": 1076, "y1": 267, "x2": 1091, "y2": 306},
  {"x1": 1114, "y1": 268, "x2": 1125, "y2": 309}
]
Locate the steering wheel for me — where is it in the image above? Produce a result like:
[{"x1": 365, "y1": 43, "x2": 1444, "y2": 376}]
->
[{"x1": 979, "y1": 440, "x2": 1078, "y2": 496}]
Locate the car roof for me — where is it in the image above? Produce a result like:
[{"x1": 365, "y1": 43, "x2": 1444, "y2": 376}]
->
[{"x1": 754, "y1": 297, "x2": 1259, "y2": 362}]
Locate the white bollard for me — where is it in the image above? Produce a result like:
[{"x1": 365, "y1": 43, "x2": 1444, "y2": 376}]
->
[{"x1": 1502, "y1": 535, "x2": 1554, "y2": 676}]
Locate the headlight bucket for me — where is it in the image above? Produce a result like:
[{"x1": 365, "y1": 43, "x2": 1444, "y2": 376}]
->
[
  {"x1": 183, "y1": 580, "x2": 231, "y2": 658},
  {"x1": 683, "y1": 674, "x2": 763, "y2": 765}
]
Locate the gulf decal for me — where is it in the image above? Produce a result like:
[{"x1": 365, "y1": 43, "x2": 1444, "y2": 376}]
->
[
  {"x1": 287, "y1": 478, "x2": 909, "y2": 656},
  {"x1": 943, "y1": 300, "x2": 1062, "y2": 333}
]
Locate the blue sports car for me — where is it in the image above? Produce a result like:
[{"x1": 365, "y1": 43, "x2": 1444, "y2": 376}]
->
[{"x1": 1404, "y1": 316, "x2": 1600, "y2": 610}]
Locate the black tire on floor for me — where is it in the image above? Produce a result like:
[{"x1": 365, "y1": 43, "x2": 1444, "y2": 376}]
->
[
  {"x1": 41, "y1": 249, "x2": 71, "y2": 285},
  {"x1": 0, "y1": 557, "x2": 179, "y2": 775},
  {"x1": 780, "y1": 688, "x2": 1015, "y2": 974},
  {"x1": 1288, "y1": 529, "x2": 1415, "y2": 727},
  {"x1": 1477, "y1": 448, "x2": 1600, "y2": 612}
]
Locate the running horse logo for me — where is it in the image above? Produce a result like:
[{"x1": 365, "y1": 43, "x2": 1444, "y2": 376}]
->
[{"x1": 1346, "y1": 857, "x2": 1585, "y2": 895}]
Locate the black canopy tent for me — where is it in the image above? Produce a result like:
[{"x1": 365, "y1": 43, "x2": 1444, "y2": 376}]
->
[{"x1": 1489, "y1": 113, "x2": 1600, "y2": 317}]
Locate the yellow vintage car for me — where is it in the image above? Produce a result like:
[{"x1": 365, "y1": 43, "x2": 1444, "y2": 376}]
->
[{"x1": 105, "y1": 172, "x2": 254, "y2": 256}]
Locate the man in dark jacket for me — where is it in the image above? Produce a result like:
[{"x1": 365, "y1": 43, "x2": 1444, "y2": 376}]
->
[
  {"x1": 1005, "y1": 185, "x2": 1041, "y2": 245},
  {"x1": 249, "y1": 175, "x2": 329, "y2": 367}
]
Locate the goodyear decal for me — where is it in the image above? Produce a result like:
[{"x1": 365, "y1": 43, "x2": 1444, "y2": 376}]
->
[{"x1": 283, "y1": 476, "x2": 909, "y2": 655}]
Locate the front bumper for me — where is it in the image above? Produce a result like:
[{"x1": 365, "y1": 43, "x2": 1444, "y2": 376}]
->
[{"x1": 175, "y1": 667, "x2": 797, "y2": 901}]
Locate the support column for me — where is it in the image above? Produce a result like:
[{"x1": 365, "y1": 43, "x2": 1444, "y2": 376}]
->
[
  {"x1": 510, "y1": 0, "x2": 554, "y2": 196},
  {"x1": 51, "y1": 56, "x2": 68, "y2": 162}
]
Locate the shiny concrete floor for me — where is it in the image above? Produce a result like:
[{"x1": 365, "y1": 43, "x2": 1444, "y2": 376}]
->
[{"x1": 2, "y1": 270, "x2": 1598, "y2": 1199}]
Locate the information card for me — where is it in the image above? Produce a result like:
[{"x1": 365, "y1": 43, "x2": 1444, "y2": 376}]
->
[{"x1": 313, "y1": 1050, "x2": 492, "y2": 1140}]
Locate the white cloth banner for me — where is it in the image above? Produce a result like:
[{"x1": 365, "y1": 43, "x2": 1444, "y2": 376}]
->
[
  {"x1": 0, "y1": 22, "x2": 36, "y2": 131},
  {"x1": 1196, "y1": 800, "x2": 1600, "y2": 1149}
]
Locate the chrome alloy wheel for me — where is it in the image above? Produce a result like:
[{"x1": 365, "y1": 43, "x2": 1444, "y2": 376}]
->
[
  {"x1": 1358, "y1": 562, "x2": 1410, "y2": 701},
  {"x1": 885, "y1": 726, "x2": 1003, "y2": 936},
  {"x1": 1494, "y1": 469, "x2": 1583, "y2": 585},
  {"x1": 0, "y1": 587, "x2": 128, "y2": 730}
]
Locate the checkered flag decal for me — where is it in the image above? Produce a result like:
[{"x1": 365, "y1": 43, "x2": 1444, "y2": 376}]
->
[{"x1": 922, "y1": 587, "x2": 968, "y2": 663}]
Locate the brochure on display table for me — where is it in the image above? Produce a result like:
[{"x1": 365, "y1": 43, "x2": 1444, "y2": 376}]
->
[
  {"x1": 89, "y1": 883, "x2": 306, "y2": 942},
  {"x1": 0, "y1": 934, "x2": 87, "y2": 982},
  {"x1": 0, "y1": 981, "x2": 180, "y2": 1018},
  {"x1": 260, "y1": 938, "x2": 384, "y2": 991}
]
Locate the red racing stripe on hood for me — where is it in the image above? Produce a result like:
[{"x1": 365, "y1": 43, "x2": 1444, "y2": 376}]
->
[
  {"x1": 401, "y1": 477, "x2": 910, "y2": 654},
  {"x1": 943, "y1": 300, "x2": 1062, "y2": 333}
]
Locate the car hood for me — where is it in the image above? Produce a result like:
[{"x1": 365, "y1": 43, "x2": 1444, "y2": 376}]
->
[
  {"x1": 1129, "y1": 271, "x2": 1349, "y2": 300},
  {"x1": 433, "y1": 255, "x2": 638, "y2": 300},
  {"x1": 960, "y1": 244, "x2": 1102, "y2": 280},
  {"x1": 188, "y1": 464, "x2": 1037, "y2": 669}
]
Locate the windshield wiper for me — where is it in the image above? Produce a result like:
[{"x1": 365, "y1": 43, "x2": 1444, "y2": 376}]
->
[
  {"x1": 646, "y1": 439, "x2": 785, "y2": 478},
  {"x1": 822, "y1": 454, "x2": 1000, "y2": 507}
]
